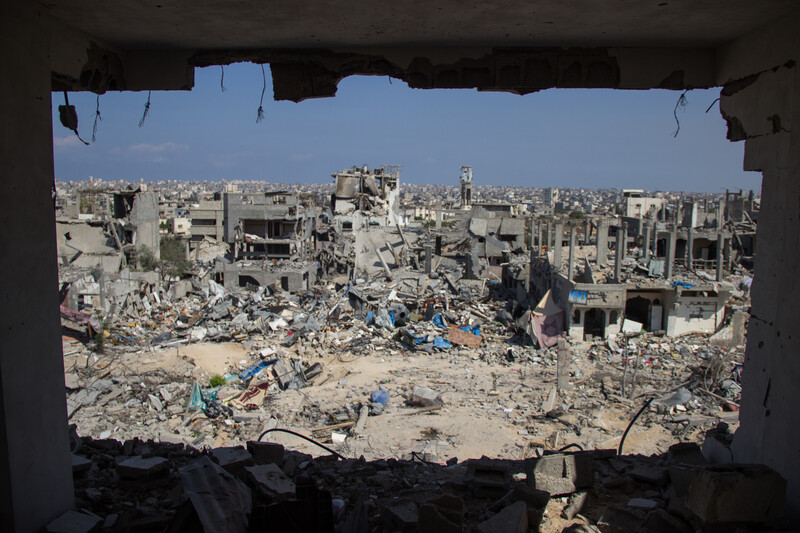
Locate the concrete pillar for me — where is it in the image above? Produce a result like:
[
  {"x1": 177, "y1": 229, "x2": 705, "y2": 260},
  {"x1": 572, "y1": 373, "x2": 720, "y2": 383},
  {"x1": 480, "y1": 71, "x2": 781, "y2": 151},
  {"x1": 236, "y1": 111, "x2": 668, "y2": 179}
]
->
[
  {"x1": 567, "y1": 227, "x2": 576, "y2": 281},
  {"x1": 686, "y1": 227, "x2": 694, "y2": 270},
  {"x1": 537, "y1": 222, "x2": 543, "y2": 256},
  {"x1": 725, "y1": 236, "x2": 732, "y2": 270},
  {"x1": 584, "y1": 218, "x2": 591, "y2": 245},
  {"x1": 664, "y1": 231, "x2": 676, "y2": 280},
  {"x1": 546, "y1": 221, "x2": 552, "y2": 252},
  {"x1": 614, "y1": 225, "x2": 623, "y2": 283},
  {"x1": 716, "y1": 233, "x2": 724, "y2": 281},
  {"x1": 435, "y1": 210, "x2": 442, "y2": 229},
  {"x1": 643, "y1": 224, "x2": 652, "y2": 260},
  {"x1": 0, "y1": 6, "x2": 75, "y2": 530},
  {"x1": 651, "y1": 221, "x2": 658, "y2": 258},
  {"x1": 553, "y1": 222, "x2": 564, "y2": 272},
  {"x1": 597, "y1": 219, "x2": 608, "y2": 267},
  {"x1": 424, "y1": 245, "x2": 432, "y2": 274}
]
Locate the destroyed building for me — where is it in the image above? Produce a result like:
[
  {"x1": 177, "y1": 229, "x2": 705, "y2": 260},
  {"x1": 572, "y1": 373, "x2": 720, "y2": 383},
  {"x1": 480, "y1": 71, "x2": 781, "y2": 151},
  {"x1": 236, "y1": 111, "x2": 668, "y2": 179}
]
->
[
  {"x1": 331, "y1": 165, "x2": 400, "y2": 231},
  {"x1": 527, "y1": 216, "x2": 742, "y2": 340},
  {"x1": 224, "y1": 191, "x2": 316, "y2": 262},
  {"x1": 112, "y1": 189, "x2": 162, "y2": 262}
]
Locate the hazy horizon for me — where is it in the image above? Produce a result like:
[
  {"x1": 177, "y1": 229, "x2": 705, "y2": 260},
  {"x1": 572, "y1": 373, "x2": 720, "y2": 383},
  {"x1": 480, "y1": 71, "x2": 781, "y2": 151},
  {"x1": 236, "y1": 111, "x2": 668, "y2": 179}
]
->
[{"x1": 52, "y1": 63, "x2": 761, "y2": 194}]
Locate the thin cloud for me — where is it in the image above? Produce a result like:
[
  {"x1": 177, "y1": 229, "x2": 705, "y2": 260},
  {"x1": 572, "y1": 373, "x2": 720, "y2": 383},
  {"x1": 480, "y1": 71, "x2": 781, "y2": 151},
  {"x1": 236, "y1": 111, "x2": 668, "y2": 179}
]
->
[
  {"x1": 53, "y1": 135, "x2": 81, "y2": 149},
  {"x1": 128, "y1": 142, "x2": 189, "y2": 154}
]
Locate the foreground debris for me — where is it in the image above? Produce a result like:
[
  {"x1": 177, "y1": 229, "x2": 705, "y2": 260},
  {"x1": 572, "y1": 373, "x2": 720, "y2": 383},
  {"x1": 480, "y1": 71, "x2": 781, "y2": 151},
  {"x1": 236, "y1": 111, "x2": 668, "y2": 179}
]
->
[{"x1": 52, "y1": 435, "x2": 790, "y2": 532}]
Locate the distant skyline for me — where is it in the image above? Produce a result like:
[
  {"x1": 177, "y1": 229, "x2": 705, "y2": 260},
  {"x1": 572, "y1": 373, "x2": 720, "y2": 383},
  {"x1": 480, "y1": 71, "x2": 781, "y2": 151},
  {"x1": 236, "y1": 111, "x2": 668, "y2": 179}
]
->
[{"x1": 52, "y1": 63, "x2": 760, "y2": 193}]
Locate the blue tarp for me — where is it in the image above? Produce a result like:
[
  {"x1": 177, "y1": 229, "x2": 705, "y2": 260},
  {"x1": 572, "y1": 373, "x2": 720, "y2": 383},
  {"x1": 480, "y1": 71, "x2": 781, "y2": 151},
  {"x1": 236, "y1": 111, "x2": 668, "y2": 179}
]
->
[
  {"x1": 239, "y1": 359, "x2": 277, "y2": 382},
  {"x1": 459, "y1": 325, "x2": 481, "y2": 336},
  {"x1": 672, "y1": 281, "x2": 696, "y2": 289},
  {"x1": 433, "y1": 337, "x2": 452, "y2": 350},
  {"x1": 432, "y1": 314, "x2": 446, "y2": 328}
]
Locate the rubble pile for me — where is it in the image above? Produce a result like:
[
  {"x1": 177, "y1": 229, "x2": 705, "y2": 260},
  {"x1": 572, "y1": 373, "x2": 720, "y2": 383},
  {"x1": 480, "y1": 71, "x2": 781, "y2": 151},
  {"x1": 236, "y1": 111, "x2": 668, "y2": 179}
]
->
[{"x1": 54, "y1": 435, "x2": 789, "y2": 532}]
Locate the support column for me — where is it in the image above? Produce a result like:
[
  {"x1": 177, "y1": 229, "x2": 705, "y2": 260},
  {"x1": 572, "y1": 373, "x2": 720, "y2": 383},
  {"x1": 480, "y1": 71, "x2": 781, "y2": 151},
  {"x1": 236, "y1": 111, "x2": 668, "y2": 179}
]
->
[
  {"x1": 567, "y1": 227, "x2": 576, "y2": 281},
  {"x1": 0, "y1": 6, "x2": 75, "y2": 531},
  {"x1": 643, "y1": 224, "x2": 652, "y2": 261},
  {"x1": 686, "y1": 227, "x2": 694, "y2": 270},
  {"x1": 725, "y1": 51, "x2": 800, "y2": 514},
  {"x1": 716, "y1": 233, "x2": 724, "y2": 282},
  {"x1": 553, "y1": 222, "x2": 564, "y2": 272},
  {"x1": 537, "y1": 222, "x2": 543, "y2": 256},
  {"x1": 664, "y1": 231, "x2": 676, "y2": 280},
  {"x1": 546, "y1": 221, "x2": 552, "y2": 252},
  {"x1": 584, "y1": 218, "x2": 591, "y2": 245},
  {"x1": 424, "y1": 245, "x2": 432, "y2": 274},
  {"x1": 597, "y1": 219, "x2": 608, "y2": 267}
]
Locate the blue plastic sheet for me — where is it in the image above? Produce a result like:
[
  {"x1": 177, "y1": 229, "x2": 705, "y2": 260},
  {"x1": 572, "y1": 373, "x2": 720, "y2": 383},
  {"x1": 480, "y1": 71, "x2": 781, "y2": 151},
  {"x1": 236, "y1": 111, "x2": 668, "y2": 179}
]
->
[
  {"x1": 672, "y1": 281, "x2": 695, "y2": 289},
  {"x1": 433, "y1": 337, "x2": 452, "y2": 350},
  {"x1": 239, "y1": 359, "x2": 277, "y2": 381},
  {"x1": 459, "y1": 325, "x2": 481, "y2": 336},
  {"x1": 431, "y1": 314, "x2": 446, "y2": 328}
]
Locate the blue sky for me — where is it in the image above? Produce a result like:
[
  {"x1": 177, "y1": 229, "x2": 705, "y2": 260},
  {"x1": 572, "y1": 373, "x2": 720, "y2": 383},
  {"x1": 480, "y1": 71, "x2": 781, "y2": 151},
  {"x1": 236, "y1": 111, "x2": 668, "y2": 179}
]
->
[{"x1": 52, "y1": 62, "x2": 760, "y2": 193}]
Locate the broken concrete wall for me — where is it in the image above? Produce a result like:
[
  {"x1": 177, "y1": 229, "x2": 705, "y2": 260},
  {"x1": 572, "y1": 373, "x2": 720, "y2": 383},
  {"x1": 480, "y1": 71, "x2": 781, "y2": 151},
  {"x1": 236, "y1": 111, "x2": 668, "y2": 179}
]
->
[
  {"x1": 717, "y1": 12, "x2": 800, "y2": 517},
  {"x1": 129, "y1": 192, "x2": 161, "y2": 260}
]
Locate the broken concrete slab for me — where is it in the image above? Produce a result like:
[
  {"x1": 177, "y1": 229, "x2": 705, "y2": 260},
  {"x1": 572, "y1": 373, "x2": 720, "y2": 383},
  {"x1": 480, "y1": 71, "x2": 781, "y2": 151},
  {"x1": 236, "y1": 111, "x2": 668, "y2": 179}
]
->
[
  {"x1": 116, "y1": 456, "x2": 168, "y2": 479},
  {"x1": 245, "y1": 463, "x2": 296, "y2": 500},
  {"x1": 476, "y1": 500, "x2": 528, "y2": 533},
  {"x1": 685, "y1": 464, "x2": 786, "y2": 524}
]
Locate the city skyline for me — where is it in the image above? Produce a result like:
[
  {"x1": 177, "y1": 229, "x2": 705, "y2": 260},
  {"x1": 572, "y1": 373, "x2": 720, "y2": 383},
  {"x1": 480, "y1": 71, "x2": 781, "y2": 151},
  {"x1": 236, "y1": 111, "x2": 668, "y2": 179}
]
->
[{"x1": 52, "y1": 63, "x2": 760, "y2": 193}]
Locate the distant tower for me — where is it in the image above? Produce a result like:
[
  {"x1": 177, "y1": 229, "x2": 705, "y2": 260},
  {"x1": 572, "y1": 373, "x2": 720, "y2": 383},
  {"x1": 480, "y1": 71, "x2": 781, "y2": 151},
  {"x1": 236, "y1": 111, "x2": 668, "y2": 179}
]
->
[
  {"x1": 460, "y1": 165, "x2": 473, "y2": 209},
  {"x1": 544, "y1": 187, "x2": 559, "y2": 207}
]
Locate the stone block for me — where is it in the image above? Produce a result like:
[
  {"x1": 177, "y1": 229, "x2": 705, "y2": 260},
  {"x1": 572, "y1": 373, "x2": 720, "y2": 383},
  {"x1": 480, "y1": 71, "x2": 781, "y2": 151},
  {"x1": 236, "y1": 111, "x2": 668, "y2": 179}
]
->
[
  {"x1": 245, "y1": 463, "x2": 295, "y2": 500},
  {"x1": 476, "y1": 501, "x2": 528, "y2": 533},
  {"x1": 210, "y1": 446, "x2": 254, "y2": 478},
  {"x1": 382, "y1": 499, "x2": 418, "y2": 531},
  {"x1": 597, "y1": 505, "x2": 645, "y2": 533},
  {"x1": 685, "y1": 464, "x2": 786, "y2": 524},
  {"x1": 668, "y1": 442, "x2": 706, "y2": 466},
  {"x1": 116, "y1": 456, "x2": 168, "y2": 479},
  {"x1": 417, "y1": 503, "x2": 461, "y2": 533},
  {"x1": 528, "y1": 452, "x2": 593, "y2": 496},
  {"x1": 628, "y1": 463, "x2": 668, "y2": 487},
  {"x1": 247, "y1": 441, "x2": 285, "y2": 465}
]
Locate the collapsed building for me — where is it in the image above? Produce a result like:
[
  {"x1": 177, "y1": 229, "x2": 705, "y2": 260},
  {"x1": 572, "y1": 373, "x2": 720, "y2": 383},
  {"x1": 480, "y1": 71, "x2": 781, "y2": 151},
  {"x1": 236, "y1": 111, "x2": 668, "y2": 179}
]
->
[{"x1": 331, "y1": 165, "x2": 401, "y2": 232}]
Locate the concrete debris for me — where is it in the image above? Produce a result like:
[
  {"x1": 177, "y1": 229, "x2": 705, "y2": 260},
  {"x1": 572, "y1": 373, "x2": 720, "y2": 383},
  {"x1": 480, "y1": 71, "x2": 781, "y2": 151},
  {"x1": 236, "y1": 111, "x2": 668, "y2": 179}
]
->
[{"x1": 52, "y1": 177, "x2": 769, "y2": 531}]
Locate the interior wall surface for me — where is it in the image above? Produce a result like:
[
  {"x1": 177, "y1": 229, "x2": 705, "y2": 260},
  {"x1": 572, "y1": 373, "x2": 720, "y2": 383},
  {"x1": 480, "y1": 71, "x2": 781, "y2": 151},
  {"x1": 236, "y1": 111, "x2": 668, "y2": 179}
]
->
[{"x1": 0, "y1": 5, "x2": 76, "y2": 531}]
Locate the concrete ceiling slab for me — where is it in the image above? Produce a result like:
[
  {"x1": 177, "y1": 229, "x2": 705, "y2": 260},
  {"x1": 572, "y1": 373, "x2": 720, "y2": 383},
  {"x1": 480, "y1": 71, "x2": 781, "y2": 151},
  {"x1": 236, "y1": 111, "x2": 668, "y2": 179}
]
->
[{"x1": 43, "y1": 1, "x2": 799, "y2": 50}]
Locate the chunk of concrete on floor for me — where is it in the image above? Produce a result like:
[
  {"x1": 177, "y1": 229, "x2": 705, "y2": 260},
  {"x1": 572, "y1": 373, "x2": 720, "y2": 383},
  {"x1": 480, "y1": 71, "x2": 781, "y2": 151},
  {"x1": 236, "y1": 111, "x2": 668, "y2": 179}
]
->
[
  {"x1": 417, "y1": 494, "x2": 464, "y2": 533},
  {"x1": 247, "y1": 441, "x2": 285, "y2": 465},
  {"x1": 685, "y1": 464, "x2": 786, "y2": 524},
  {"x1": 210, "y1": 446, "x2": 254, "y2": 477},
  {"x1": 71, "y1": 453, "x2": 93, "y2": 474},
  {"x1": 45, "y1": 510, "x2": 102, "y2": 533},
  {"x1": 116, "y1": 456, "x2": 168, "y2": 479},
  {"x1": 382, "y1": 499, "x2": 418, "y2": 531},
  {"x1": 245, "y1": 463, "x2": 295, "y2": 500},
  {"x1": 180, "y1": 456, "x2": 251, "y2": 533},
  {"x1": 527, "y1": 452, "x2": 593, "y2": 496},
  {"x1": 476, "y1": 500, "x2": 528, "y2": 533}
]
